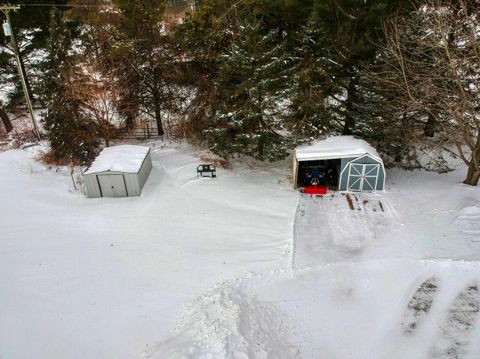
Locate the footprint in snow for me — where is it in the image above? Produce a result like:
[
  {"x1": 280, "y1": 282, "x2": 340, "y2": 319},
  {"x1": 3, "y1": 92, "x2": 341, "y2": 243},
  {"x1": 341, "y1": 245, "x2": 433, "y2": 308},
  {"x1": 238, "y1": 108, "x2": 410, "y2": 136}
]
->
[
  {"x1": 430, "y1": 282, "x2": 480, "y2": 359},
  {"x1": 403, "y1": 277, "x2": 438, "y2": 333}
]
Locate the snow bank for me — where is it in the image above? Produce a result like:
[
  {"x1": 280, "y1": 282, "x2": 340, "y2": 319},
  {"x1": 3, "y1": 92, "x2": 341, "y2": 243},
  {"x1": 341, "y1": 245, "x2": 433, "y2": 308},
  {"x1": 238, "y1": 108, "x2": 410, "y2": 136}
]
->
[
  {"x1": 148, "y1": 259, "x2": 480, "y2": 359},
  {"x1": 2, "y1": 138, "x2": 480, "y2": 359},
  {"x1": 295, "y1": 135, "x2": 381, "y2": 161},
  {"x1": 247, "y1": 261, "x2": 480, "y2": 359},
  {"x1": 146, "y1": 277, "x2": 299, "y2": 359},
  {"x1": 0, "y1": 142, "x2": 298, "y2": 359},
  {"x1": 85, "y1": 145, "x2": 150, "y2": 174}
]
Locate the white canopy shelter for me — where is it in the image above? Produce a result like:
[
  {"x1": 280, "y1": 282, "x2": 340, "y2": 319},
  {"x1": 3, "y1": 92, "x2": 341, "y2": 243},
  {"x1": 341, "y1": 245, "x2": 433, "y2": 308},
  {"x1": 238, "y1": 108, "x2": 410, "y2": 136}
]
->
[{"x1": 293, "y1": 136, "x2": 385, "y2": 191}]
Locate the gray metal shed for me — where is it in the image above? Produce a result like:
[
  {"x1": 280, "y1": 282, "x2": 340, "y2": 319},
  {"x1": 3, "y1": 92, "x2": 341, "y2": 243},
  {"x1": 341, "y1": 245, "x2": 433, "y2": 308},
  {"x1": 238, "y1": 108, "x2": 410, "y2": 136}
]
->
[
  {"x1": 293, "y1": 136, "x2": 385, "y2": 192},
  {"x1": 83, "y1": 145, "x2": 152, "y2": 198}
]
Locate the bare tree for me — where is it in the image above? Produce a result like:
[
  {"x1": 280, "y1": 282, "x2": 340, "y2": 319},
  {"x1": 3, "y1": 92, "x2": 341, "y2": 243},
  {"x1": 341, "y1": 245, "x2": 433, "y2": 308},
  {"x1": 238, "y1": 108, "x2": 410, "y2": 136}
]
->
[
  {"x1": 73, "y1": 66, "x2": 128, "y2": 147},
  {"x1": 65, "y1": 7, "x2": 138, "y2": 147},
  {"x1": 374, "y1": 0, "x2": 480, "y2": 185}
]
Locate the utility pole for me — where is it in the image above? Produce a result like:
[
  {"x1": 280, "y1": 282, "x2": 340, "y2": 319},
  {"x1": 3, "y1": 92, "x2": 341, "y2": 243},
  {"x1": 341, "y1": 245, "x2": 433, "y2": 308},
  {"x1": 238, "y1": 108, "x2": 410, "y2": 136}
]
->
[{"x1": 1, "y1": 4, "x2": 41, "y2": 140}]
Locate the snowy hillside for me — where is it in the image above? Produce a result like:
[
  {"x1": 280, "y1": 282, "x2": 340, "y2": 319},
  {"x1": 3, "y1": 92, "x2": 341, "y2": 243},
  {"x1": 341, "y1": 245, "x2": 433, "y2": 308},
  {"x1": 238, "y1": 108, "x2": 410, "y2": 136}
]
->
[{"x1": 1, "y1": 141, "x2": 479, "y2": 359}]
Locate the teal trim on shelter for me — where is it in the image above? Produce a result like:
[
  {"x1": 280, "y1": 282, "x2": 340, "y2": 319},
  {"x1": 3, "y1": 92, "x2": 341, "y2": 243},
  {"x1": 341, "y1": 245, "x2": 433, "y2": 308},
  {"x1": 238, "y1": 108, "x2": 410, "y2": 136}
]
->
[
  {"x1": 337, "y1": 154, "x2": 385, "y2": 191},
  {"x1": 293, "y1": 136, "x2": 385, "y2": 192}
]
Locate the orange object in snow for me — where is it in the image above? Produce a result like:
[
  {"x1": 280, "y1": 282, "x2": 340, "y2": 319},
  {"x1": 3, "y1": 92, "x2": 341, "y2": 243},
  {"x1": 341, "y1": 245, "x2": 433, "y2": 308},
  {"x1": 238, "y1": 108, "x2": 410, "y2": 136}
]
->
[{"x1": 303, "y1": 186, "x2": 327, "y2": 195}]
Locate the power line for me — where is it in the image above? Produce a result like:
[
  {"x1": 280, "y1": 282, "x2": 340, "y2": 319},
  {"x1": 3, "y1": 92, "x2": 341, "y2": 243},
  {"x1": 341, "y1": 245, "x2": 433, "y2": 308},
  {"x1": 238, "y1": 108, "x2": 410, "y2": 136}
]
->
[
  {"x1": 0, "y1": 3, "x2": 110, "y2": 7},
  {"x1": 1, "y1": 2, "x2": 194, "y2": 8},
  {"x1": 22, "y1": 4, "x2": 108, "y2": 7}
]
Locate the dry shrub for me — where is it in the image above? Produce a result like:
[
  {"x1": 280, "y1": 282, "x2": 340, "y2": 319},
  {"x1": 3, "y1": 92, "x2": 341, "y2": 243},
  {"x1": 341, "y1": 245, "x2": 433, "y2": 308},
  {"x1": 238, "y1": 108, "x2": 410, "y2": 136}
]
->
[
  {"x1": 3, "y1": 130, "x2": 38, "y2": 150},
  {"x1": 39, "y1": 149, "x2": 79, "y2": 167},
  {"x1": 199, "y1": 154, "x2": 232, "y2": 170},
  {"x1": 170, "y1": 117, "x2": 209, "y2": 148}
]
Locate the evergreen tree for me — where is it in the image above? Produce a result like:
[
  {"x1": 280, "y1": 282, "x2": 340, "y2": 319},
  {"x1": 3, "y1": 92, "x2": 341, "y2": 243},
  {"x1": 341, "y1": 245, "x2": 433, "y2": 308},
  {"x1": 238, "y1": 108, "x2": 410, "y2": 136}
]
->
[
  {"x1": 172, "y1": 0, "x2": 246, "y2": 143},
  {"x1": 308, "y1": 0, "x2": 413, "y2": 135},
  {"x1": 174, "y1": 0, "x2": 316, "y2": 145},
  {"x1": 285, "y1": 12, "x2": 340, "y2": 143},
  {"x1": 42, "y1": 10, "x2": 98, "y2": 164},
  {"x1": 209, "y1": 22, "x2": 292, "y2": 161},
  {"x1": 0, "y1": 0, "x2": 69, "y2": 107},
  {"x1": 111, "y1": 0, "x2": 173, "y2": 136}
]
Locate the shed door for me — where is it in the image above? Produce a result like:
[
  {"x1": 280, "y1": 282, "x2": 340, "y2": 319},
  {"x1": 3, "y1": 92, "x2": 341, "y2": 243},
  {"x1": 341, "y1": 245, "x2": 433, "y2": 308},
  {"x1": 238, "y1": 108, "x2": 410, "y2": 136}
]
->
[
  {"x1": 347, "y1": 163, "x2": 379, "y2": 191},
  {"x1": 98, "y1": 174, "x2": 127, "y2": 197}
]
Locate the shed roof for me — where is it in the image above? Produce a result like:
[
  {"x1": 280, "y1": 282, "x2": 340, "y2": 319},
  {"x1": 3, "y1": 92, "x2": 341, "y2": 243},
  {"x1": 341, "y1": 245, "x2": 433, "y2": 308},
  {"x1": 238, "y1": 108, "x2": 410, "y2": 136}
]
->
[
  {"x1": 85, "y1": 145, "x2": 150, "y2": 174},
  {"x1": 295, "y1": 136, "x2": 382, "y2": 162}
]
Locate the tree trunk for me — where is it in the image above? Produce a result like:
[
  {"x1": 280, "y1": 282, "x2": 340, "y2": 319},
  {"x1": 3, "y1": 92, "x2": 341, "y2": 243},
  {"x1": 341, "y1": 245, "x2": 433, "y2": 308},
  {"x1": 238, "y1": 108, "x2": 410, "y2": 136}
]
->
[
  {"x1": 463, "y1": 138, "x2": 480, "y2": 186},
  {"x1": 152, "y1": 89, "x2": 164, "y2": 136},
  {"x1": 463, "y1": 165, "x2": 480, "y2": 186},
  {"x1": 258, "y1": 136, "x2": 265, "y2": 160},
  {"x1": 124, "y1": 112, "x2": 135, "y2": 129},
  {"x1": 342, "y1": 77, "x2": 358, "y2": 135},
  {"x1": 424, "y1": 114, "x2": 436, "y2": 137},
  {"x1": 0, "y1": 106, "x2": 13, "y2": 133}
]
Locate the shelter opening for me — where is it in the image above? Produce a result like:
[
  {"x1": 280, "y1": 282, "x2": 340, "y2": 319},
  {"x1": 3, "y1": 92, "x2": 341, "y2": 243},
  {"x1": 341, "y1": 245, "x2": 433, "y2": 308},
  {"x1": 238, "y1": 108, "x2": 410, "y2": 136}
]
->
[{"x1": 293, "y1": 136, "x2": 385, "y2": 192}]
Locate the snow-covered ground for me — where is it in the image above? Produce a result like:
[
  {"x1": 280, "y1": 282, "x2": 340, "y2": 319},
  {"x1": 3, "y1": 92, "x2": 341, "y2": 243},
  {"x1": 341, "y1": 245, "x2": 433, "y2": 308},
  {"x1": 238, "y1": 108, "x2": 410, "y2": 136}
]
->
[
  {"x1": 0, "y1": 142, "x2": 297, "y2": 359},
  {"x1": 1, "y1": 141, "x2": 479, "y2": 358}
]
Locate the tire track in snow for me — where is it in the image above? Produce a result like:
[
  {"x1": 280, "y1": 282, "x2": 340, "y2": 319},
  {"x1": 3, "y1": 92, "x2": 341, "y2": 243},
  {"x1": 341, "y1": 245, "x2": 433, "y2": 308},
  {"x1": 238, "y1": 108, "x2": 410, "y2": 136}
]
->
[
  {"x1": 293, "y1": 193, "x2": 394, "y2": 268},
  {"x1": 430, "y1": 282, "x2": 480, "y2": 359},
  {"x1": 403, "y1": 277, "x2": 439, "y2": 334},
  {"x1": 288, "y1": 193, "x2": 301, "y2": 269}
]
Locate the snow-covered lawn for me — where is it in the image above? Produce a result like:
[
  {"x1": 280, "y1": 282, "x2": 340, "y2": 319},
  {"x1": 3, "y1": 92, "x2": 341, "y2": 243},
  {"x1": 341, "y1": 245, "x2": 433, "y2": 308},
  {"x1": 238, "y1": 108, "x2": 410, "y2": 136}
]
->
[
  {"x1": 1, "y1": 141, "x2": 479, "y2": 359},
  {"x1": 0, "y1": 142, "x2": 297, "y2": 359}
]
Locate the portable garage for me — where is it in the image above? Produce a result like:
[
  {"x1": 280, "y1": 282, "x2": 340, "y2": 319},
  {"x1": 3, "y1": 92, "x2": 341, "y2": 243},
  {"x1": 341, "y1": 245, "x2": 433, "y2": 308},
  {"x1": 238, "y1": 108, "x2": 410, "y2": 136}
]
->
[
  {"x1": 83, "y1": 145, "x2": 152, "y2": 198},
  {"x1": 293, "y1": 136, "x2": 385, "y2": 192}
]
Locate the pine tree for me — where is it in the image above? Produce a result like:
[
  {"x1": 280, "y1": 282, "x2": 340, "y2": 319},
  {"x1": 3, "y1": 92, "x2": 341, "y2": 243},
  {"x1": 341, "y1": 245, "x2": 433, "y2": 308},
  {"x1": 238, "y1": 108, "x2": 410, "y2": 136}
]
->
[
  {"x1": 174, "y1": 0, "x2": 316, "y2": 146},
  {"x1": 0, "y1": 0, "x2": 69, "y2": 106},
  {"x1": 111, "y1": 0, "x2": 173, "y2": 136},
  {"x1": 209, "y1": 22, "x2": 292, "y2": 161},
  {"x1": 285, "y1": 12, "x2": 340, "y2": 144},
  {"x1": 310, "y1": 0, "x2": 414, "y2": 135},
  {"x1": 42, "y1": 10, "x2": 98, "y2": 165}
]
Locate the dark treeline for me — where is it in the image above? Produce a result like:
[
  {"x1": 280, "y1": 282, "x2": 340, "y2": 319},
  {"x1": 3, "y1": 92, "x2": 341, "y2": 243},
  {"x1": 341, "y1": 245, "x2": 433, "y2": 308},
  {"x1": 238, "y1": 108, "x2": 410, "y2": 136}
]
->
[{"x1": 1, "y1": 0, "x2": 479, "y2": 185}]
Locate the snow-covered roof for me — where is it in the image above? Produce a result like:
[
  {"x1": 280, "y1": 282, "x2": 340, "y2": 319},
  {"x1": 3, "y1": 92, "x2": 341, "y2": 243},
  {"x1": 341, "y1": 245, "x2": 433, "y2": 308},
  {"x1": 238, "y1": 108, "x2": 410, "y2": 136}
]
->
[
  {"x1": 85, "y1": 145, "x2": 150, "y2": 174},
  {"x1": 295, "y1": 136, "x2": 382, "y2": 162}
]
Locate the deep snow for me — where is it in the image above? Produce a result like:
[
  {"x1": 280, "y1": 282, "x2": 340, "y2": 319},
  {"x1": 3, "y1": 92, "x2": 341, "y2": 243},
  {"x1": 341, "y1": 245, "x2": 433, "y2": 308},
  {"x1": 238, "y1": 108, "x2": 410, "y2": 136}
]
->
[
  {"x1": 295, "y1": 135, "x2": 381, "y2": 161},
  {"x1": 1, "y1": 141, "x2": 480, "y2": 359},
  {"x1": 84, "y1": 144, "x2": 151, "y2": 174},
  {"x1": 0, "y1": 142, "x2": 297, "y2": 359}
]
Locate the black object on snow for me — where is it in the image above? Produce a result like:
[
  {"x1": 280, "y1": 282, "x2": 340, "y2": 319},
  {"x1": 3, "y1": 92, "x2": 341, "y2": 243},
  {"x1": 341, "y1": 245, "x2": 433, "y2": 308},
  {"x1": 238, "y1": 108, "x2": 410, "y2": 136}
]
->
[{"x1": 197, "y1": 164, "x2": 216, "y2": 178}]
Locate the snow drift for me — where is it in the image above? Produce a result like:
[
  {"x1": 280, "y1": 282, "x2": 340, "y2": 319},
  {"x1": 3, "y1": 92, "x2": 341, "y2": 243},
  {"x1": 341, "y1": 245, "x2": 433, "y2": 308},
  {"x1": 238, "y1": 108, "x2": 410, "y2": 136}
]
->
[{"x1": 146, "y1": 278, "x2": 299, "y2": 359}]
